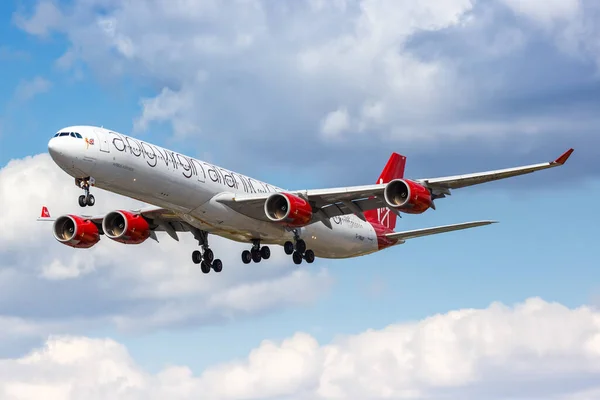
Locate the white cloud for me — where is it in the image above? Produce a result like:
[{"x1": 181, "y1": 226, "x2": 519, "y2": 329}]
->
[
  {"x1": 134, "y1": 87, "x2": 199, "y2": 138},
  {"x1": 12, "y1": 0, "x2": 474, "y2": 143},
  {"x1": 2, "y1": 298, "x2": 600, "y2": 399},
  {"x1": 13, "y1": 76, "x2": 52, "y2": 102},
  {"x1": 0, "y1": 153, "x2": 332, "y2": 338},
  {"x1": 320, "y1": 107, "x2": 350, "y2": 138},
  {"x1": 13, "y1": 1, "x2": 62, "y2": 37},
  {"x1": 10, "y1": 0, "x2": 600, "y2": 181},
  {"x1": 500, "y1": 0, "x2": 581, "y2": 27}
]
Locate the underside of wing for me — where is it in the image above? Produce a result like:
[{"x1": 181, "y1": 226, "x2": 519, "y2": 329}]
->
[
  {"x1": 214, "y1": 184, "x2": 386, "y2": 224},
  {"x1": 78, "y1": 205, "x2": 194, "y2": 242},
  {"x1": 386, "y1": 220, "x2": 497, "y2": 242}
]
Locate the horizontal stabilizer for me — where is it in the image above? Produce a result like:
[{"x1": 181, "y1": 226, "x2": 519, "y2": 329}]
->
[
  {"x1": 386, "y1": 220, "x2": 497, "y2": 241},
  {"x1": 36, "y1": 206, "x2": 56, "y2": 222}
]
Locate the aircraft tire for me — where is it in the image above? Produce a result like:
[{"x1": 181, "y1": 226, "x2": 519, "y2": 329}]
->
[
  {"x1": 284, "y1": 241, "x2": 294, "y2": 255},
  {"x1": 260, "y1": 246, "x2": 270, "y2": 259},
  {"x1": 296, "y1": 239, "x2": 306, "y2": 254},
  {"x1": 200, "y1": 261, "x2": 211, "y2": 273},
  {"x1": 241, "y1": 250, "x2": 252, "y2": 264},
  {"x1": 86, "y1": 194, "x2": 95, "y2": 207},
  {"x1": 203, "y1": 248, "x2": 214, "y2": 263},
  {"x1": 251, "y1": 248, "x2": 262, "y2": 263},
  {"x1": 212, "y1": 259, "x2": 223, "y2": 272},
  {"x1": 192, "y1": 250, "x2": 202, "y2": 264},
  {"x1": 304, "y1": 249, "x2": 315, "y2": 263},
  {"x1": 292, "y1": 251, "x2": 303, "y2": 265}
]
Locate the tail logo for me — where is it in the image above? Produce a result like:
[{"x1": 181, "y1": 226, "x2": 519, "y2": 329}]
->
[
  {"x1": 41, "y1": 206, "x2": 50, "y2": 218},
  {"x1": 377, "y1": 207, "x2": 392, "y2": 228}
]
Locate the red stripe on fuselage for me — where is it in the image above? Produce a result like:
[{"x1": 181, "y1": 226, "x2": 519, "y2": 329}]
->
[{"x1": 370, "y1": 221, "x2": 399, "y2": 250}]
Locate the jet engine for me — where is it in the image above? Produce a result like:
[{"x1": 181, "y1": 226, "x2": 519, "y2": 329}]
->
[
  {"x1": 264, "y1": 192, "x2": 313, "y2": 227},
  {"x1": 102, "y1": 210, "x2": 151, "y2": 244},
  {"x1": 53, "y1": 215, "x2": 100, "y2": 248},
  {"x1": 383, "y1": 179, "x2": 433, "y2": 214}
]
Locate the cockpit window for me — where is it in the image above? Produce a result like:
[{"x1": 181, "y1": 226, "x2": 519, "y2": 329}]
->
[{"x1": 54, "y1": 131, "x2": 83, "y2": 138}]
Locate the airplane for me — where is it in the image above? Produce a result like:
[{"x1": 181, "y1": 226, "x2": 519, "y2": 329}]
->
[{"x1": 38, "y1": 126, "x2": 574, "y2": 274}]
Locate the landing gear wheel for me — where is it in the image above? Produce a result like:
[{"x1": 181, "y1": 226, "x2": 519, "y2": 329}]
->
[
  {"x1": 251, "y1": 248, "x2": 262, "y2": 263},
  {"x1": 203, "y1": 248, "x2": 214, "y2": 263},
  {"x1": 296, "y1": 239, "x2": 307, "y2": 254},
  {"x1": 78, "y1": 195, "x2": 87, "y2": 207},
  {"x1": 241, "y1": 250, "x2": 252, "y2": 264},
  {"x1": 260, "y1": 246, "x2": 271, "y2": 260},
  {"x1": 284, "y1": 241, "x2": 294, "y2": 255},
  {"x1": 212, "y1": 259, "x2": 223, "y2": 273},
  {"x1": 192, "y1": 250, "x2": 202, "y2": 264},
  {"x1": 292, "y1": 251, "x2": 303, "y2": 265},
  {"x1": 200, "y1": 261, "x2": 211, "y2": 274},
  {"x1": 86, "y1": 194, "x2": 95, "y2": 207},
  {"x1": 304, "y1": 249, "x2": 315, "y2": 263}
]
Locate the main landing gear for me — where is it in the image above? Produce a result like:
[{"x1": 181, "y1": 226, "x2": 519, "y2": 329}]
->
[
  {"x1": 75, "y1": 177, "x2": 95, "y2": 207},
  {"x1": 241, "y1": 239, "x2": 271, "y2": 264},
  {"x1": 191, "y1": 229, "x2": 223, "y2": 274},
  {"x1": 283, "y1": 232, "x2": 315, "y2": 265}
]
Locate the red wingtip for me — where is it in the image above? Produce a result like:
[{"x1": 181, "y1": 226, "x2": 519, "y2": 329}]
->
[
  {"x1": 554, "y1": 148, "x2": 574, "y2": 165},
  {"x1": 41, "y1": 206, "x2": 50, "y2": 218}
]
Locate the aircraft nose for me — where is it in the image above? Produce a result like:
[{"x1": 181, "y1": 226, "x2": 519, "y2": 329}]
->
[{"x1": 48, "y1": 137, "x2": 61, "y2": 157}]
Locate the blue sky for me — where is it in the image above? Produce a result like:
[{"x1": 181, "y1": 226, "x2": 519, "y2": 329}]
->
[{"x1": 1, "y1": 1, "x2": 600, "y2": 398}]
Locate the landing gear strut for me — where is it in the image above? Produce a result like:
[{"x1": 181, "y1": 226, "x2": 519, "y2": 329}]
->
[
  {"x1": 284, "y1": 230, "x2": 315, "y2": 265},
  {"x1": 191, "y1": 229, "x2": 223, "y2": 273},
  {"x1": 242, "y1": 239, "x2": 270, "y2": 264},
  {"x1": 75, "y1": 177, "x2": 95, "y2": 207}
]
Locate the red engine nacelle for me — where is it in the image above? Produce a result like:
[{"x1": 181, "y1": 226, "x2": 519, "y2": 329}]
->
[
  {"x1": 53, "y1": 215, "x2": 100, "y2": 248},
  {"x1": 102, "y1": 210, "x2": 151, "y2": 244},
  {"x1": 383, "y1": 179, "x2": 433, "y2": 214},
  {"x1": 264, "y1": 192, "x2": 313, "y2": 227}
]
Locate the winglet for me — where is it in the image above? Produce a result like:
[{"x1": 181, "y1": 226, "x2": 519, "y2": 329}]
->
[{"x1": 553, "y1": 148, "x2": 574, "y2": 165}]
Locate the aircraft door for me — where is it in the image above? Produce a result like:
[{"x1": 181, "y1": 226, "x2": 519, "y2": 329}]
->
[{"x1": 94, "y1": 129, "x2": 110, "y2": 153}]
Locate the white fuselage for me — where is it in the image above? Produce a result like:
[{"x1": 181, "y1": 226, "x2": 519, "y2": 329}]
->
[{"x1": 48, "y1": 126, "x2": 382, "y2": 258}]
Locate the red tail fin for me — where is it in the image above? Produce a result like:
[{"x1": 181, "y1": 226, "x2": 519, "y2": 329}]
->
[
  {"x1": 364, "y1": 153, "x2": 406, "y2": 230},
  {"x1": 40, "y1": 206, "x2": 50, "y2": 218}
]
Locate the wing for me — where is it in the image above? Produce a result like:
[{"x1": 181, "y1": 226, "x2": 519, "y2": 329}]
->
[
  {"x1": 386, "y1": 220, "x2": 497, "y2": 242},
  {"x1": 416, "y1": 148, "x2": 574, "y2": 191},
  {"x1": 216, "y1": 148, "x2": 573, "y2": 224},
  {"x1": 37, "y1": 205, "x2": 194, "y2": 242}
]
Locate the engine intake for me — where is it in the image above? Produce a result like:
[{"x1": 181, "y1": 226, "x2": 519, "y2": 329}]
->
[
  {"x1": 53, "y1": 215, "x2": 100, "y2": 248},
  {"x1": 264, "y1": 192, "x2": 313, "y2": 227},
  {"x1": 102, "y1": 210, "x2": 151, "y2": 244},
  {"x1": 384, "y1": 179, "x2": 432, "y2": 214}
]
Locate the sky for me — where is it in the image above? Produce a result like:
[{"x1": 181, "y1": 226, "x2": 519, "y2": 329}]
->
[{"x1": 0, "y1": 0, "x2": 599, "y2": 399}]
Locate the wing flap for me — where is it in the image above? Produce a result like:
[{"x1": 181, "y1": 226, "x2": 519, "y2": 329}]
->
[{"x1": 386, "y1": 220, "x2": 497, "y2": 241}]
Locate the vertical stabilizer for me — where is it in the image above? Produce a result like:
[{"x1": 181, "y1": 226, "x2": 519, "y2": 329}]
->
[{"x1": 364, "y1": 153, "x2": 406, "y2": 230}]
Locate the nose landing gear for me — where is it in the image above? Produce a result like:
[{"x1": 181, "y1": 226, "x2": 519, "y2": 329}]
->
[{"x1": 75, "y1": 177, "x2": 95, "y2": 207}]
